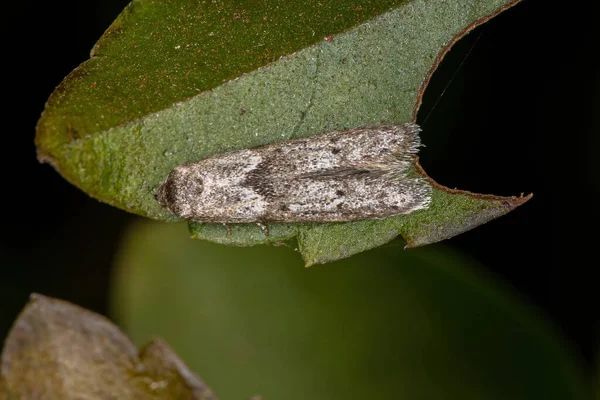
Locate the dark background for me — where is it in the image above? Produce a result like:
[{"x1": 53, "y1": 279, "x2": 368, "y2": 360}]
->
[{"x1": 1, "y1": 0, "x2": 598, "y2": 378}]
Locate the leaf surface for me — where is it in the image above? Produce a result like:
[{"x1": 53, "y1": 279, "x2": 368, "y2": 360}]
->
[{"x1": 36, "y1": 0, "x2": 529, "y2": 263}]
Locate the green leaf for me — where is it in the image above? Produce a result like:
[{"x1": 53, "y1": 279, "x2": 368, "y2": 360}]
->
[
  {"x1": 112, "y1": 220, "x2": 589, "y2": 400},
  {"x1": 36, "y1": 0, "x2": 529, "y2": 264},
  {"x1": 0, "y1": 294, "x2": 219, "y2": 400}
]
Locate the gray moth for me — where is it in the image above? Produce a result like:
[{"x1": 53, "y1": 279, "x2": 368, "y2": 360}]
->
[{"x1": 155, "y1": 124, "x2": 432, "y2": 224}]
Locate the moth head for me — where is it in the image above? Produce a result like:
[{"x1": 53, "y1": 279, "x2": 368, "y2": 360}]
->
[{"x1": 155, "y1": 167, "x2": 204, "y2": 218}]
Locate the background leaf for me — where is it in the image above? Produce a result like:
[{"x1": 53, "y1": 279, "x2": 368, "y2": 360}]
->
[
  {"x1": 0, "y1": 295, "x2": 218, "y2": 400},
  {"x1": 111, "y1": 220, "x2": 589, "y2": 400},
  {"x1": 36, "y1": 0, "x2": 528, "y2": 263}
]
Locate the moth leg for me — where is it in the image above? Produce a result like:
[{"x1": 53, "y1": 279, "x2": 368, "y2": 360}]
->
[
  {"x1": 256, "y1": 222, "x2": 269, "y2": 238},
  {"x1": 222, "y1": 222, "x2": 231, "y2": 237}
]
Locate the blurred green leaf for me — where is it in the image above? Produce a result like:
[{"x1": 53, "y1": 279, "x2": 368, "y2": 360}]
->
[
  {"x1": 36, "y1": 0, "x2": 529, "y2": 264},
  {"x1": 0, "y1": 294, "x2": 218, "y2": 400},
  {"x1": 112, "y1": 220, "x2": 588, "y2": 400}
]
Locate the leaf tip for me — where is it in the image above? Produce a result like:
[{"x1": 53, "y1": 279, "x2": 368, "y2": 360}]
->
[
  {"x1": 511, "y1": 192, "x2": 534, "y2": 206},
  {"x1": 402, "y1": 192, "x2": 533, "y2": 249}
]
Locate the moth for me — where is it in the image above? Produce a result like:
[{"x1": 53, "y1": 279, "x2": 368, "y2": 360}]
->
[{"x1": 155, "y1": 124, "x2": 431, "y2": 226}]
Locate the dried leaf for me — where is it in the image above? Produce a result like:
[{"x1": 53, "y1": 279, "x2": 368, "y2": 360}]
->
[{"x1": 0, "y1": 294, "x2": 218, "y2": 400}]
